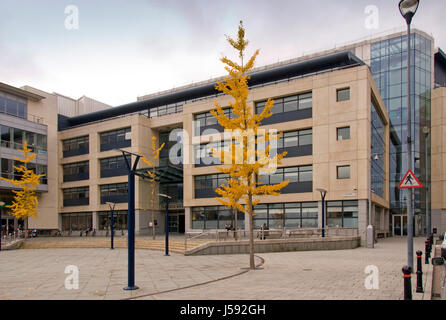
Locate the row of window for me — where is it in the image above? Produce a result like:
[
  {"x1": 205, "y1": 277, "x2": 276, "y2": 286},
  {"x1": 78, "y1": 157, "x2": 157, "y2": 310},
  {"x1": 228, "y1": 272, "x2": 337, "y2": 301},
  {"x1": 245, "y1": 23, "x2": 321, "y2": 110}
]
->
[
  {"x1": 190, "y1": 200, "x2": 358, "y2": 230},
  {"x1": 0, "y1": 125, "x2": 47, "y2": 154},
  {"x1": 194, "y1": 165, "x2": 313, "y2": 198},
  {"x1": 62, "y1": 127, "x2": 131, "y2": 157},
  {"x1": 62, "y1": 155, "x2": 132, "y2": 182},
  {"x1": 149, "y1": 103, "x2": 183, "y2": 118},
  {"x1": 258, "y1": 166, "x2": 312, "y2": 185},
  {"x1": 60, "y1": 211, "x2": 129, "y2": 231},
  {"x1": 62, "y1": 183, "x2": 129, "y2": 206},
  {"x1": 193, "y1": 89, "x2": 353, "y2": 135},
  {"x1": 1, "y1": 158, "x2": 47, "y2": 184},
  {"x1": 255, "y1": 92, "x2": 312, "y2": 115}
]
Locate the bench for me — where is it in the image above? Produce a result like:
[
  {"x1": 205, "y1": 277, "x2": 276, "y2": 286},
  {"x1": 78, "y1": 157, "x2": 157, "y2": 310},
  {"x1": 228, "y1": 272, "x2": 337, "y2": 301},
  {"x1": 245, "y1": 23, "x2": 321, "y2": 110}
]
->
[
  {"x1": 376, "y1": 230, "x2": 389, "y2": 238},
  {"x1": 287, "y1": 229, "x2": 318, "y2": 238}
]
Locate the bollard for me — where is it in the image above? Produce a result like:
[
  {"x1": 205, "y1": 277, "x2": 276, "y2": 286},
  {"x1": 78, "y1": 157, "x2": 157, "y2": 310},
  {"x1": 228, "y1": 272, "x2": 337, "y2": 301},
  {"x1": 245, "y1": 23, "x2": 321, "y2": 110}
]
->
[
  {"x1": 416, "y1": 251, "x2": 423, "y2": 293},
  {"x1": 425, "y1": 240, "x2": 430, "y2": 264},
  {"x1": 402, "y1": 265, "x2": 412, "y2": 300}
]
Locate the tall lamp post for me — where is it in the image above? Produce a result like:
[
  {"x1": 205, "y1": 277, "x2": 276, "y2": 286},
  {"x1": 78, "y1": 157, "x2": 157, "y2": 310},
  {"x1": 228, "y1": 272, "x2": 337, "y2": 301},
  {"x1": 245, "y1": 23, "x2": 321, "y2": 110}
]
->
[
  {"x1": 422, "y1": 126, "x2": 430, "y2": 236},
  {"x1": 115, "y1": 148, "x2": 141, "y2": 291},
  {"x1": 106, "y1": 202, "x2": 116, "y2": 250},
  {"x1": 158, "y1": 193, "x2": 172, "y2": 256},
  {"x1": 368, "y1": 154, "x2": 380, "y2": 248},
  {"x1": 316, "y1": 188, "x2": 327, "y2": 237},
  {"x1": 399, "y1": 0, "x2": 420, "y2": 270},
  {"x1": 0, "y1": 201, "x2": 4, "y2": 251}
]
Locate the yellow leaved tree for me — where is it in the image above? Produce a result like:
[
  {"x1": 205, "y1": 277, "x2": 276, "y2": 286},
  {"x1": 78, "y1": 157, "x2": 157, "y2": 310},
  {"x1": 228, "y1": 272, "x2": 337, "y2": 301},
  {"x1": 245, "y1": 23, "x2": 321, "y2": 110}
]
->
[
  {"x1": 0, "y1": 141, "x2": 45, "y2": 236},
  {"x1": 140, "y1": 136, "x2": 165, "y2": 239},
  {"x1": 210, "y1": 21, "x2": 289, "y2": 269}
]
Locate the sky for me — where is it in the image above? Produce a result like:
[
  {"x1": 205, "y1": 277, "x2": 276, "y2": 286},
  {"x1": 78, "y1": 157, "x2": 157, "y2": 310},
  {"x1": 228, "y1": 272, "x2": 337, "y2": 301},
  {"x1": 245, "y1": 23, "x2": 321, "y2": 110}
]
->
[{"x1": 0, "y1": 0, "x2": 445, "y2": 106}]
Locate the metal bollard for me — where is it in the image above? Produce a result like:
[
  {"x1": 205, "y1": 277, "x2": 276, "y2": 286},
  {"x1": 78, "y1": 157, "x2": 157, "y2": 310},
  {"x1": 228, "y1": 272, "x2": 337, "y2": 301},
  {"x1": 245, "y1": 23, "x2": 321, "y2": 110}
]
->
[
  {"x1": 416, "y1": 251, "x2": 423, "y2": 293},
  {"x1": 425, "y1": 240, "x2": 430, "y2": 264},
  {"x1": 402, "y1": 265, "x2": 412, "y2": 300}
]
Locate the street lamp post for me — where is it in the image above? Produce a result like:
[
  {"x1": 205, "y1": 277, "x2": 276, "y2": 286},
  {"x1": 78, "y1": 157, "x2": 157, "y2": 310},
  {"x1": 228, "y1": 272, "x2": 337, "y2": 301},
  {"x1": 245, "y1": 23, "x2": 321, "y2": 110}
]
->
[
  {"x1": 158, "y1": 193, "x2": 172, "y2": 256},
  {"x1": 116, "y1": 148, "x2": 141, "y2": 291},
  {"x1": 106, "y1": 202, "x2": 116, "y2": 250},
  {"x1": 423, "y1": 126, "x2": 430, "y2": 237},
  {"x1": 0, "y1": 201, "x2": 4, "y2": 251},
  {"x1": 316, "y1": 188, "x2": 327, "y2": 237},
  {"x1": 399, "y1": 0, "x2": 420, "y2": 271}
]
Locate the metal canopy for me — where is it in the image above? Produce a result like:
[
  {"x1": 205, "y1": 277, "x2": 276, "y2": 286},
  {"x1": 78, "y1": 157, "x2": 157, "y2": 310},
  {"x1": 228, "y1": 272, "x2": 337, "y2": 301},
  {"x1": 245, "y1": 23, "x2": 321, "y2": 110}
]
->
[{"x1": 135, "y1": 164, "x2": 183, "y2": 184}]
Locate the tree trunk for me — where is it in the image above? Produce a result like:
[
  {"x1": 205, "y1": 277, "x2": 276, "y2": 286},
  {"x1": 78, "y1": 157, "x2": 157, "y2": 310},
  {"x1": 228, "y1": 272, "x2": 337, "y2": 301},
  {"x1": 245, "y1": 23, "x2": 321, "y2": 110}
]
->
[
  {"x1": 152, "y1": 211, "x2": 156, "y2": 240},
  {"x1": 248, "y1": 192, "x2": 255, "y2": 270},
  {"x1": 234, "y1": 208, "x2": 238, "y2": 241}
]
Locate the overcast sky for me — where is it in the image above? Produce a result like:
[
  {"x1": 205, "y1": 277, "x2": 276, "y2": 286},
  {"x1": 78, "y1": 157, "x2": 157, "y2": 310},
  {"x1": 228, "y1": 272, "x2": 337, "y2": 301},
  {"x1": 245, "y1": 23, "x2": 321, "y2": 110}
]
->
[{"x1": 0, "y1": 0, "x2": 444, "y2": 106}]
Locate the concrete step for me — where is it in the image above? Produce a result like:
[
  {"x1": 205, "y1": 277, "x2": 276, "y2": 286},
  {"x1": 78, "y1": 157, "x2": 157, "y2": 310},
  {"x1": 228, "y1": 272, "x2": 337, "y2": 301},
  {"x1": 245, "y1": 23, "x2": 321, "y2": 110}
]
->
[{"x1": 21, "y1": 239, "x2": 206, "y2": 254}]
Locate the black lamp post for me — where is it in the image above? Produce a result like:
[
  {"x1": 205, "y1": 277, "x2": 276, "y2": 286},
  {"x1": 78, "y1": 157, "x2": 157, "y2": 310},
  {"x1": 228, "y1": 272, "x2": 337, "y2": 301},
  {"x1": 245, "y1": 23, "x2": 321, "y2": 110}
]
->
[
  {"x1": 399, "y1": 0, "x2": 420, "y2": 271},
  {"x1": 159, "y1": 193, "x2": 172, "y2": 256},
  {"x1": 317, "y1": 188, "x2": 327, "y2": 237},
  {"x1": 115, "y1": 148, "x2": 141, "y2": 291},
  {"x1": 422, "y1": 126, "x2": 430, "y2": 237},
  {"x1": 106, "y1": 202, "x2": 116, "y2": 250},
  {"x1": 0, "y1": 201, "x2": 4, "y2": 251}
]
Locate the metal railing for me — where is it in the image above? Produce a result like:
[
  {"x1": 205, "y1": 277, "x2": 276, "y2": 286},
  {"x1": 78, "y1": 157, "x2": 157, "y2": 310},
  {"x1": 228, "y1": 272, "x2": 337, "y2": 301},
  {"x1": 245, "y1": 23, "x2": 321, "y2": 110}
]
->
[{"x1": 184, "y1": 227, "x2": 360, "y2": 248}]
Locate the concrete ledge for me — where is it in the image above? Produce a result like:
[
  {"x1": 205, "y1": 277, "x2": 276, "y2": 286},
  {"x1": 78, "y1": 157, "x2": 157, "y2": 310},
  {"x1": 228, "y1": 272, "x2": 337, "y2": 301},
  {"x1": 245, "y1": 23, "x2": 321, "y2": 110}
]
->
[
  {"x1": 184, "y1": 236, "x2": 361, "y2": 256},
  {"x1": 1, "y1": 239, "x2": 25, "y2": 250}
]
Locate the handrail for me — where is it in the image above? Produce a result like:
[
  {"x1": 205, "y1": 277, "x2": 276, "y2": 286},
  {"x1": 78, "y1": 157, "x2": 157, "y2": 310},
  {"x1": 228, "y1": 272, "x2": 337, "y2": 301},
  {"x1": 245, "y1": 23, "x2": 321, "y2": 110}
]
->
[{"x1": 184, "y1": 231, "x2": 215, "y2": 252}]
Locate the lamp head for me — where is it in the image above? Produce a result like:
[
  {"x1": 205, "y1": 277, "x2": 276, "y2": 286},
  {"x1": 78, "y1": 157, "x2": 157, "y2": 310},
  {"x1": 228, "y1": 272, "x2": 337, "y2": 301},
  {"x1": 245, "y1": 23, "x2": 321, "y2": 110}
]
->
[{"x1": 399, "y1": 0, "x2": 420, "y2": 24}]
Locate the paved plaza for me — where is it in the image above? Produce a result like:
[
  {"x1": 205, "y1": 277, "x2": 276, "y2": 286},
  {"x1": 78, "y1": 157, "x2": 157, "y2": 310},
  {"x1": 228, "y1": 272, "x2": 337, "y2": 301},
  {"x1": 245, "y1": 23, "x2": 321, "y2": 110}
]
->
[{"x1": 0, "y1": 237, "x2": 431, "y2": 300}]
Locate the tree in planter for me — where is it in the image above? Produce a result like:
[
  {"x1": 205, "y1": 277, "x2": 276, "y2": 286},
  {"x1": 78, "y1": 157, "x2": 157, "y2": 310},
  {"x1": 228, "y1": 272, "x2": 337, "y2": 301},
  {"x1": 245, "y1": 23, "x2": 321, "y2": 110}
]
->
[
  {"x1": 210, "y1": 21, "x2": 289, "y2": 269},
  {"x1": 0, "y1": 141, "x2": 45, "y2": 238},
  {"x1": 140, "y1": 136, "x2": 165, "y2": 239}
]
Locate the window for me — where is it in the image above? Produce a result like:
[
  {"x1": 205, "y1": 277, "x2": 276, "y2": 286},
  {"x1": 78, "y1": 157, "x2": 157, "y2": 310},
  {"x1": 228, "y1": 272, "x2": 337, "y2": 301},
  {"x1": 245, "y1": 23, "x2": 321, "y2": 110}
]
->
[
  {"x1": 98, "y1": 211, "x2": 128, "y2": 230},
  {"x1": 337, "y1": 88, "x2": 350, "y2": 102},
  {"x1": 326, "y1": 200, "x2": 358, "y2": 228},
  {"x1": 191, "y1": 206, "x2": 244, "y2": 230},
  {"x1": 337, "y1": 165, "x2": 351, "y2": 179},
  {"x1": 100, "y1": 183, "x2": 128, "y2": 203},
  {"x1": 256, "y1": 92, "x2": 312, "y2": 115},
  {"x1": 194, "y1": 173, "x2": 229, "y2": 198},
  {"x1": 194, "y1": 107, "x2": 234, "y2": 135},
  {"x1": 100, "y1": 155, "x2": 130, "y2": 178},
  {"x1": 61, "y1": 212, "x2": 92, "y2": 231},
  {"x1": 149, "y1": 103, "x2": 183, "y2": 118},
  {"x1": 63, "y1": 161, "x2": 89, "y2": 182},
  {"x1": 0, "y1": 93, "x2": 27, "y2": 119},
  {"x1": 255, "y1": 92, "x2": 312, "y2": 125},
  {"x1": 100, "y1": 128, "x2": 131, "y2": 151},
  {"x1": 337, "y1": 127, "x2": 350, "y2": 141},
  {"x1": 63, "y1": 187, "x2": 89, "y2": 206},
  {"x1": 253, "y1": 202, "x2": 318, "y2": 229},
  {"x1": 63, "y1": 136, "x2": 89, "y2": 157},
  {"x1": 258, "y1": 166, "x2": 313, "y2": 194}
]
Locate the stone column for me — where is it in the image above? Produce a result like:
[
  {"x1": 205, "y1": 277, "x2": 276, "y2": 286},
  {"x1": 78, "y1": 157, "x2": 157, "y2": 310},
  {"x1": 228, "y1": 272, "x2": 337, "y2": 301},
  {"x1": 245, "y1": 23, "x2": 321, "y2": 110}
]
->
[
  {"x1": 358, "y1": 199, "x2": 368, "y2": 246},
  {"x1": 92, "y1": 211, "x2": 98, "y2": 231},
  {"x1": 184, "y1": 207, "x2": 191, "y2": 234}
]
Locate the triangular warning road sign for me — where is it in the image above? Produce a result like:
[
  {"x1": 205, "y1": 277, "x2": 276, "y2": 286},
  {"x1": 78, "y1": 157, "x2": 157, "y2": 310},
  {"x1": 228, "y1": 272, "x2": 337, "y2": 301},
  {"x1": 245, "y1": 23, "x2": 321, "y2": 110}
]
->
[{"x1": 398, "y1": 169, "x2": 422, "y2": 189}]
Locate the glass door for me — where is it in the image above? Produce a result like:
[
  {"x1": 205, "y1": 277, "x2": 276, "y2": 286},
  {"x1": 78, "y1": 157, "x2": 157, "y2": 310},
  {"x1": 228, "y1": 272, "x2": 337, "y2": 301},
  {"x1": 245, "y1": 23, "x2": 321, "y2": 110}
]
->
[{"x1": 393, "y1": 215, "x2": 408, "y2": 236}]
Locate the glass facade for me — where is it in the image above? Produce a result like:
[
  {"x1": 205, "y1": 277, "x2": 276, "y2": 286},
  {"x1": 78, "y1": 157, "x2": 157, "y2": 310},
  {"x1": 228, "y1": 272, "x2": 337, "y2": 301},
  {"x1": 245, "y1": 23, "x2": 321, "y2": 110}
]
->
[
  {"x1": 253, "y1": 202, "x2": 318, "y2": 229},
  {"x1": 191, "y1": 206, "x2": 244, "y2": 230},
  {"x1": 370, "y1": 33, "x2": 432, "y2": 216},
  {"x1": 371, "y1": 99, "x2": 385, "y2": 198}
]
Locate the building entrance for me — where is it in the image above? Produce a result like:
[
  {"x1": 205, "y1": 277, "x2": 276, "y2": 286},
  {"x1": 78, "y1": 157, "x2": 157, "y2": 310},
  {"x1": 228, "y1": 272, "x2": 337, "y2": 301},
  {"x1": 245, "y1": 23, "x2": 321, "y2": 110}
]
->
[{"x1": 393, "y1": 215, "x2": 407, "y2": 236}]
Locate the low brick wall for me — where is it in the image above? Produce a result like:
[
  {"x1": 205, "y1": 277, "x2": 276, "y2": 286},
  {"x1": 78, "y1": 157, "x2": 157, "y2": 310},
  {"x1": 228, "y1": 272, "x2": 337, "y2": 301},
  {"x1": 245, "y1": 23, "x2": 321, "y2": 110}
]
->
[{"x1": 185, "y1": 236, "x2": 361, "y2": 256}]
